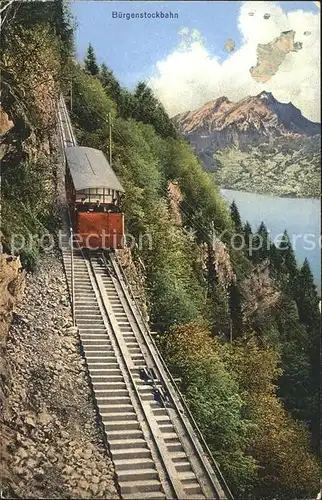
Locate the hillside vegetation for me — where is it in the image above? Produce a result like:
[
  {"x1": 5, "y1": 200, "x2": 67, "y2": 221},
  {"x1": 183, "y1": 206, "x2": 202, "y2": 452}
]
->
[
  {"x1": 0, "y1": 0, "x2": 73, "y2": 269},
  {"x1": 213, "y1": 135, "x2": 321, "y2": 197},
  {"x1": 67, "y1": 44, "x2": 321, "y2": 499}
]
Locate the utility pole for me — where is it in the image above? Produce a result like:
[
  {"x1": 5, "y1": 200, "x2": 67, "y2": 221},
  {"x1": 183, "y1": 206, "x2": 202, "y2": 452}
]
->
[
  {"x1": 70, "y1": 77, "x2": 73, "y2": 112},
  {"x1": 108, "y1": 112, "x2": 112, "y2": 165},
  {"x1": 211, "y1": 220, "x2": 215, "y2": 250}
]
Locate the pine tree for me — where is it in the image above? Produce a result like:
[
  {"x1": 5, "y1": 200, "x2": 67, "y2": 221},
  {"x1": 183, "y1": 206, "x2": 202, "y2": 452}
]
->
[
  {"x1": 229, "y1": 282, "x2": 243, "y2": 338},
  {"x1": 118, "y1": 89, "x2": 137, "y2": 120},
  {"x1": 243, "y1": 221, "x2": 252, "y2": 259},
  {"x1": 278, "y1": 230, "x2": 298, "y2": 285},
  {"x1": 276, "y1": 296, "x2": 311, "y2": 423},
  {"x1": 230, "y1": 200, "x2": 242, "y2": 233},
  {"x1": 133, "y1": 81, "x2": 177, "y2": 138},
  {"x1": 296, "y1": 259, "x2": 320, "y2": 325},
  {"x1": 256, "y1": 221, "x2": 270, "y2": 262},
  {"x1": 269, "y1": 242, "x2": 282, "y2": 274},
  {"x1": 295, "y1": 258, "x2": 320, "y2": 452},
  {"x1": 84, "y1": 43, "x2": 99, "y2": 76},
  {"x1": 100, "y1": 63, "x2": 121, "y2": 102}
]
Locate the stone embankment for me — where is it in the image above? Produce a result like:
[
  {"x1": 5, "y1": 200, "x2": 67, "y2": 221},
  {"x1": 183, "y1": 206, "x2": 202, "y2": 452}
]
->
[{"x1": 0, "y1": 250, "x2": 119, "y2": 499}]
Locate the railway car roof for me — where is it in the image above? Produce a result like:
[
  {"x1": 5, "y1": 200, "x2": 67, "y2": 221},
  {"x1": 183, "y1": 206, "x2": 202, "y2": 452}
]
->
[{"x1": 65, "y1": 146, "x2": 125, "y2": 192}]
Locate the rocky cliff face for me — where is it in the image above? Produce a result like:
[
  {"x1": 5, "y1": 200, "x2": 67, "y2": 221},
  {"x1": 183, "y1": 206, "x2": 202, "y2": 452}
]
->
[
  {"x1": 0, "y1": 108, "x2": 14, "y2": 136},
  {"x1": 0, "y1": 252, "x2": 118, "y2": 499},
  {"x1": 0, "y1": 255, "x2": 25, "y2": 404},
  {"x1": 173, "y1": 92, "x2": 321, "y2": 166},
  {"x1": 240, "y1": 262, "x2": 280, "y2": 321},
  {"x1": 168, "y1": 181, "x2": 183, "y2": 226}
]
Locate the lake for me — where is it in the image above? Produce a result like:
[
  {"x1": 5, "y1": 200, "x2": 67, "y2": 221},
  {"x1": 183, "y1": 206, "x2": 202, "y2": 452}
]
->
[{"x1": 220, "y1": 189, "x2": 321, "y2": 291}]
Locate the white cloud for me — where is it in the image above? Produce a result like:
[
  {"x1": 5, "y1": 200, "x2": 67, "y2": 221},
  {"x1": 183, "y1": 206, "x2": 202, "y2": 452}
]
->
[{"x1": 148, "y1": 1, "x2": 320, "y2": 122}]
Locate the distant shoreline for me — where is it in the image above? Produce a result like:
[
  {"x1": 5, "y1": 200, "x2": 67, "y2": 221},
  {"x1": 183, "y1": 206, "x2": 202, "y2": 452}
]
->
[{"x1": 219, "y1": 186, "x2": 320, "y2": 200}]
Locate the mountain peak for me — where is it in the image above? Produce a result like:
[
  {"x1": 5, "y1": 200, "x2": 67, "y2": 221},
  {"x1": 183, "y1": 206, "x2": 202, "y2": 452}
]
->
[
  {"x1": 256, "y1": 90, "x2": 275, "y2": 100},
  {"x1": 174, "y1": 92, "x2": 320, "y2": 150},
  {"x1": 214, "y1": 96, "x2": 231, "y2": 104},
  {"x1": 210, "y1": 96, "x2": 233, "y2": 113}
]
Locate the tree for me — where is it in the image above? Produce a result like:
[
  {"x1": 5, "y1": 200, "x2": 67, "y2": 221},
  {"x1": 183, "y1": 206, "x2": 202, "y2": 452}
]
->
[
  {"x1": 229, "y1": 282, "x2": 243, "y2": 338},
  {"x1": 100, "y1": 63, "x2": 121, "y2": 103},
  {"x1": 110, "y1": 118, "x2": 206, "y2": 331},
  {"x1": 269, "y1": 242, "x2": 282, "y2": 274},
  {"x1": 84, "y1": 43, "x2": 99, "y2": 76},
  {"x1": 71, "y1": 67, "x2": 116, "y2": 134},
  {"x1": 160, "y1": 323, "x2": 258, "y2": 495},
  {"x1": 295, "y1": 258, "x2": 321, "y2": 452},
  {"x1": 209, "y1": 281, "x2": 231, "y2": 339},
  {"x1": 1, "y1": 22, "x2": 61, "y2": 132},
  {"x1": 118, "y1": 88, "x2": 137, "y2": 120},
  {"x1": 296, "y1": 259, "x2": 320, "y2": 327},
  {"x1": 133, "y1": 81, "x2": 177, "y2": 138},
  {"x1": 275, "y1": 296, "x2": 312, "y2": 425},
  {"x1": 257, "y1": 221, "x2": 270, "y2": 262},
  {"x1": 230, "y1": 200, "x2": 242, "y2": 233},
  {"x1": 243, "y1": 221, "x2": 252, "y2": 246},
  {"x1": 224, "y1": 337, "x2": 320, "y2": 499},
  {"x1": 278, "y1": 230, "x2": 298, "y2": 284}
]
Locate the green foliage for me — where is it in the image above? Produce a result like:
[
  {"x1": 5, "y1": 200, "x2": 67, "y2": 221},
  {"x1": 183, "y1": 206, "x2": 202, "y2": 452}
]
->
[
  {"x1": 2, "y1": 0, "x2": 74, "y2": 57},
  {"x1": 161, "y1": 139, "x2": 233, "y2": 240},
  {"x1": 84, "y1": 43, "x2": 99, "y2": 76},
  {"x1": 277, "y1": 230, "x2": 299, "y2": 289},
  {"x1": 294, "y1": 258, "x2": 321, "y2": 452},
  {"x1": 1, "y1": 161, "x2": 58, "y2": 270},
  {"x1": 69, "y1": 62, "x2": 321, "y2": 499},
  {"x1": 159, "y1": 323, "x2": 258, "y2": 495},
  {"x1": 229, "y1": 283, "x2": 243, "y2": 338},
  {"x1": 71, "y1": 65, "x2": 116, "y2": 135},
  {"x1": 230, "y1": 200, "x2": 242, "y2": 232},
  {"x1": 230, "y1": 214, "x2": 320, "y2": 455},
  {"x1": 223, "y1": 337, "x2": 320, "y2": 500},
  {"x1": 243, "y1": 221, "x2": 252, "y2": 249},
  {"x1": 249, "y1": 221, "x2": 271, "y2": 264},
  {"x1": 269, "y1": 242, "x2": 282, "y2": 274},
  {"x1": 118, "y1": 89, "x2": 138, "y2": 120},
  {"x1": 1, "y1": 1, "x2": 74, "y2": 130},
  {"x1": 208, "y1": 281, "x2": 231, "y2": 338},
  {"x1": 1, "y1": 3, "x2": 71, "y2": 268},
  {"x1": 1, "y1": 23, "x2": 61, "y2": 132},
  {"x1": 133, "y1": 81, "x2": 177, "y2": 139},
  {"x1": 99, "y1": 63, "x2": 121, "y2": 102},
  {"x1": 274, "y1": 296, "x2": 312, "y2": 422},
  {"x1": 296, "y1": 258, "x2": 320, "y2": 326},
  {"x1": 161, "y1": 324, "x2": 320, "y2": 498},
  {"x1": 110, "y1": 119, "x2": 206, "y2": 329}
]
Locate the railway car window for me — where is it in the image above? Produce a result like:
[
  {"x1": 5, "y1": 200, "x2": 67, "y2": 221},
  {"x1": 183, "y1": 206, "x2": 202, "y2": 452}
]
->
[
  {"x1": 93, "y1": 200, "x2": 105, "y2": 212},
  {"x1": 78, "y1": 204, "x2": 91, "y2": 212}
]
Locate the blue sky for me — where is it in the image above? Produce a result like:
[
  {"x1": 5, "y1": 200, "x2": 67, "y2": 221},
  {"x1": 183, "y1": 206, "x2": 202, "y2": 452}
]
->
[{"x1": 71, "y1": 1, "x2": 318, "y2": 90}]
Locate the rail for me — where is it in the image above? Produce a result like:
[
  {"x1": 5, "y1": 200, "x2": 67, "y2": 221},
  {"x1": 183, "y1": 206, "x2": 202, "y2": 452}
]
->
[
  {"x1": 58, "y1": 94, "x2": 232, "y2": 499},
  {"x1": 112, "y1": 251, "x2": 234, "y2": 500},
  {"x1": 86, "y1": 252, "x2": 183, "y2": 499},
  {"x1": 70, "y1": 226, "x2": 76, "y2": 326},
  {"x1": 58, "y1": 95, "x2": 77, "y2": 326}
]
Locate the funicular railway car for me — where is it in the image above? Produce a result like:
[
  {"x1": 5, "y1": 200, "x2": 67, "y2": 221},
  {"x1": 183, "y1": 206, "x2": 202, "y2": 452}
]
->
[{"x1": 65, "y1": 146, "x2": 125, "y2": 249}]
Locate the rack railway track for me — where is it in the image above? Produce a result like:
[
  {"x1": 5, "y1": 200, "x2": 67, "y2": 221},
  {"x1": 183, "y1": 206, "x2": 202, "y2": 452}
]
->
[{"x1": 57, "y1": 96, "x2": 233, "y2": 500}]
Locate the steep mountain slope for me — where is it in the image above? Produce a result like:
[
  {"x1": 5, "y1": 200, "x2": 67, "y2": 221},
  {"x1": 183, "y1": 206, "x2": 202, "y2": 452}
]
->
[
  {"x1": 174, "y1": 91, "x2": 320, "y2": 145},
  {"x1": 173, "y1": 92, "x2": 321, "y2": 196}
]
